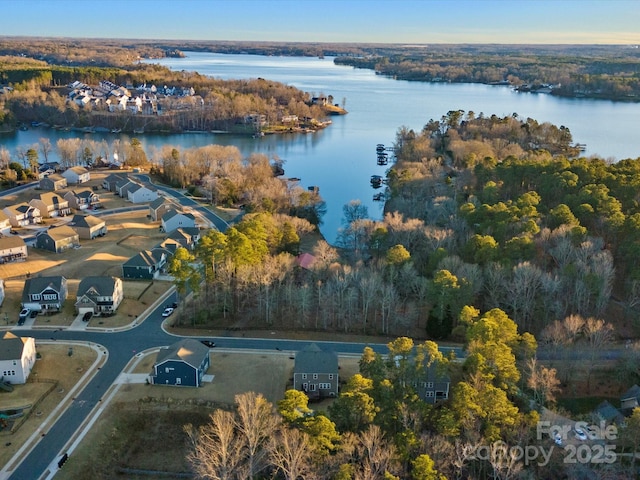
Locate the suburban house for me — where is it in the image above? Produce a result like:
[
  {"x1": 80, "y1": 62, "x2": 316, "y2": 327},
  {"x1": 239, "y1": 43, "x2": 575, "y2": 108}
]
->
[
  {"x1": 21, "y1": 275, "x2": 68, "y2": 313},
  {"x1": 161, "y1": 209, "x2": 197, "y2": 234},
  {"x1": 0, "y1": 236, "x2": 27, "y2": 263},
  {"x1": 0, "y1": 332, "x2": 37, "y2": 385},
  {"x1": 64, "y1": 189, "x2": 100, "y2": 211},
  {"x1": 293, "y1": 344, "x2": 339, "y2": 399},
  {"x1": 415, "y1": 363, "x2": 450, "y2": 405},
  {"x1": 102, "y1": 172, "x2": 128, "y2": 192},
  {"x1": 39, "y1": 173, "x2": 67, "y2": 191},
  {"x1": 149, "y1": 197, "x2": 176, "y2": 221},
  {"x1": 68, "y1": 214, "x2": 107, "y2": 239},
  {"x1": 149, "y1": 338, "x2": 210, "y2": 387},
  {"x1": 61, "y1": 166, "x2": 90, "y2": 184},
  {"x1": 122, "y1": 248, "x2": 168, "y2": 280},
  {"x1": 74, "y1": 276, "x2": 124, "y2": 315},
  {"x1": 126, "y1": 182, "x2": 159, "y2": 203},
  {"x1": 0, "y1": 211, "x2": 11, "y2": 236},
  {"x1": 166, "y1": 227, "x2": 201, "y2": 250},
  {"x1": 593, "y1": 400, "x2": 625, "y2": 425},
  {"x1": 29, "y1": 192, "x2": 72, "y2": 218},
  {"x1": 35, "y1": 225, "x2": 80, "y2": 253},
  {"x1": 621, "y1": 384, "x2": 640, "y2": 416},
  {"x1": 3, "y1": 203, "x2": 42, "y2": 227},
  {"x1": 156, "y1": 238, "x2": 182, "y2": 255}
]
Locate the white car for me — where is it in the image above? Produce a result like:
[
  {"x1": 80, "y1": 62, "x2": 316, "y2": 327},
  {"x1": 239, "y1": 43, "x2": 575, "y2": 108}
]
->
[
  {"x1": 161, "y1": 307, "x2": 174, "y2": 317},
  {"x1": 574, "y1": 427, "x2": 587, "y2": 441}
]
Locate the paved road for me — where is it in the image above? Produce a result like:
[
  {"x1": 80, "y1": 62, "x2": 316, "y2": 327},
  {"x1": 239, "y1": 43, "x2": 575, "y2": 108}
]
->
[{"x1": 134, "y1": 174, "x2": 232, "y2": 231}]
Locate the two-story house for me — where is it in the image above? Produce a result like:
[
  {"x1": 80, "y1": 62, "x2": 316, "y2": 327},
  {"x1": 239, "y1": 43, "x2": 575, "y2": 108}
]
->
[
  {"x1": 293, "y1": 344, "x2": 339, "y2": 400},
  {"x1": 161, "y1": 209, "x2": 196, "y2": 234},
  {"x1": 102, "y1": 172, "x2": 129, "y2": 192},
  {"x1": 122, "y1": 248, "x2": 168, "y2": 280},
  {"x1": 126, "y1": 182, "x2": 159, "y2": 203},
  {"x1": 74, "y1": 276, "x2": 124, "y2": 315},
  {"x1": 3, "y1": 203, "x2": 42, "y2": 227},
  {"x1": 0, "y1": 211, "x2": 11, "y2": 236},
  {"x1": 150, "y1": 338, "x2": 210, "y2": 387},
  {"x1": 21, "y1": 275, "x2": 68, "y2": 313},
  {"x1": 64, "y1": 189, "x2": 100, "y2": 211},
  {"x1": 0, "y1": 332, "x2": 37, "y2": 384},
  {"x1": 68, "y1": 214, "x2": 107, "y2": 239},
  {"x1": 61, "y1": 166, "x2": 90, "y2": 185},
  {"x1": 149, "y1": 197, "x2": 176, "y2": 221},
  {"x1": 39, "y1": 173, "x2": 67, "y2": 191},
  {"x1": 35, "y1": 225, "x2": 80, "y2": 253},
  {"x1": 0, "y1": 236, "x2": 27, "y2": 263},
  {"x1": 29, "y1": 192, "x2": 72, "y2": 219}
]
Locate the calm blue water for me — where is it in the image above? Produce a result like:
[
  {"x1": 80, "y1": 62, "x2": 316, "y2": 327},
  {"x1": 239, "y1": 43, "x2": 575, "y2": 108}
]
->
[{"x1": 2, "y1": 52, "x2": 639, "y2": 243}]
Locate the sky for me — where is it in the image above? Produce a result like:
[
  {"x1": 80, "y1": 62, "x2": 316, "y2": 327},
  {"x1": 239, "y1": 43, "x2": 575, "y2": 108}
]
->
[{"x1": 2, "y1": 0, "x2": 639, "y2": 44}]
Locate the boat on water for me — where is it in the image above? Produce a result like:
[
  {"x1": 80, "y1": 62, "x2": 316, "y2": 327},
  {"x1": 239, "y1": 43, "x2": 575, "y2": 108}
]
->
[
  {"x1": 373, "y1": 192, "x2": 385, "y2": 201},
  {"x1": 111, "y1": 128, "x2": 122, "y2": 133},
  {"x1": 370, "y1": 175, "x2": 384, "y2": 188}
]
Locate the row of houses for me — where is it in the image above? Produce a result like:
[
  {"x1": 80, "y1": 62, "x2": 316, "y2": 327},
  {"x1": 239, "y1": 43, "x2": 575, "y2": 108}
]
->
[{"x1": 20, "y1": 275, "x2": 123, "y2": 316}]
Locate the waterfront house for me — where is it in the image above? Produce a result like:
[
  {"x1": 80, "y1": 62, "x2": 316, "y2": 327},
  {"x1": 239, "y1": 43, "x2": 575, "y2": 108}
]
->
[
  {"x1": 35, "y1": 225, "x2": 80, "y2": 253},
  {"x1": 64, "y1": 189, "x2": 100, "y2": 211},
  {"x1": 293, "y1": 344, "x2": 339, "y2": 399},
  {"x1": 0, "y1": 332, "x2": 36, "y2": 385},
  {"x1": 29, "y1": 192, "x2": 71, "y2": 218},
  {"x1": 161, "y1": 209, "x2": 196, "y2": 234},
  {"x1": 150, "y1": 338, "x2": 210, "y2": 387},
  {"x1": 74, "y1": 276, "x2": 123, "y2": 315},
  {"x1": 122, "y1": 248, "x2": 168, "y2": 280},
  {"x1": 0, "y1": 237, "x2": 27, "y2": 264},
  {"x1": 3, "y1": 203, "x2": 42, "y2": 227},
  {"x1": 68, "y1": 214, "x2": 107, "y2": 239},
  {"x1": 21, "y1": 275, "x2": 68, "y2": 313},
  {"x1": 61, "y1": 166, "x2": 90, "y2": 185},
  {"x1": 39, "y1": 173, "x2": 67, "y2": 191}
]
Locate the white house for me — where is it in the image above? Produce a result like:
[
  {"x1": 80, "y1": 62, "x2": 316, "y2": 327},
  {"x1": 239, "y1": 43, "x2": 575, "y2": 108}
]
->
[
  {"x1": 2, "y1": 203, "x2": 42, "y2": 227},
  {"x1": 0, "y1": 332, "x2": 37, "y2": 384},
  {"x1": 161, "y1": 209, "x2": 197, "y2": 234},
  {"x1": 127, "y1": 182, "x2": 159, "y2": 203},
  {"x1": 0, "y1": 211, "x2": 11, "y2": 236},
  {"x1": 62, "y1": 166, "x2": 90, "y2": 185}
]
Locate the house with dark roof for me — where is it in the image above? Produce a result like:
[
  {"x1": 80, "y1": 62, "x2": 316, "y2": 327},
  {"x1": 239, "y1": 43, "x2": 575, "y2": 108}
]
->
[
  {"x1": 293, "y1": 344, "x2": 339, "y2": 399},
  {"x1": 75, "y1": 276, "x2": 123, "y2": 315},
  {"x1": 161, "y1": 209, "x2": 196, "y2": 234},
  {"x1": 29, "y1": 192, "x2": 72, "y2": 218},
  {"x1": 594, "y1": 400, "x2": 625, "y2": 425},
  {"x1": 64, "y1": 188, "x2": 100, "y2": 211},
  {"x1": 21, "y1": 275, "x2": 68, "y2": 313},
  {"x1": 0, "y1": 332, "x2": 36, "y2": 384},
  {"x1": 122, "y1": 248, "x2": 168, "y2": 279},
  {"x1": 167, "y1": 227, "x2": 201, "y2": 250},
  {"x1": 0, "y1": 236, "x2": 27, "y2": 264},
  {"x1": 415, "y1": 363, "x2": 450, "y2": 405},
  {"x1": 126, "y1": 182, "x2": 159, "y2": 203},
  {"x1": 621, "y1": 384, "x2": 640, "y2": 416},
  {"x1": 102, "y1": 172, "x2": 128, "y2": 192},
  {"x1": 3, "y1": 203, "x2": 42, "y2": 227},
  {"x1": 39, "y1": 173, "x2": 67, "y2": 191},
  {"x1": 35, "y1": 225, "x2": 80, "y2": 253},
  {"x1": 149, "y1": 197, "x2": 176, "y2": 221},
  {"x1": 150, "y1": 338, "x2": 210, "y2": 387},
  {"x1": 68, "y1": 214, "x2": 107, "y2": 239}
]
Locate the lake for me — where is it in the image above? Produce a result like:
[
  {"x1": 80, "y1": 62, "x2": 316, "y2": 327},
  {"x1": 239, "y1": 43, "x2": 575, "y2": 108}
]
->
[{"x1": 2, "y1": 51, "x2": 639, "y2": 243}]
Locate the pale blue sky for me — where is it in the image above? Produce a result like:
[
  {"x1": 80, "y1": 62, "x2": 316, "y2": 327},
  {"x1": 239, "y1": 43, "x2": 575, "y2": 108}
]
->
[{"x1": 2, "y1": 0, "x2": 639, "y2": 44}]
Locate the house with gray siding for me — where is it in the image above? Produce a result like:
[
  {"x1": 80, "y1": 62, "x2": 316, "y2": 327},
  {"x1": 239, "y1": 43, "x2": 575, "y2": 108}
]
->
[
  {"x1": 75, "y1": 276, "x2": 123, "y2": 315},
  {"x1": 122, "y1": 248, "x2": 167, "y2": 279},
  {"x1": 39, "y1": 174, "x2": 67, "y2": 191},
  {"x1": 35, "y1": 225, "x2": 80, "y2": 253},
  {"x1": 21, "y1": 275, "x2": 68, "y2": 313},
  {"x1": 150, "y1": 338, "x2": 210, "y2": 387},
  {"x1": 293, "y1": 344, "x2": 339, "y2": 399},
  {"x1": 161, "y1": 209, "x2": 196, "y2": 233}
]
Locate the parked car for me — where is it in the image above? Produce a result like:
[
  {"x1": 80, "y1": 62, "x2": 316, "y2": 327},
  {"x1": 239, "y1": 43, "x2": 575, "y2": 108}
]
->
[
  {"x1": 82, "y1": 311, "x2": 93, "y2": 321},
  {"x1": 18, "y1": 308, "x2": 30, "y2": 324},
  {"x1": 200, "y1": 340, "x2": 216, "y2": 348},
  {"x1": 161, "y1": 307, "x2": 174, "y2": 317},
  {"x1": 29, "y1": 309, "x2": 39, "y2": 318}
]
